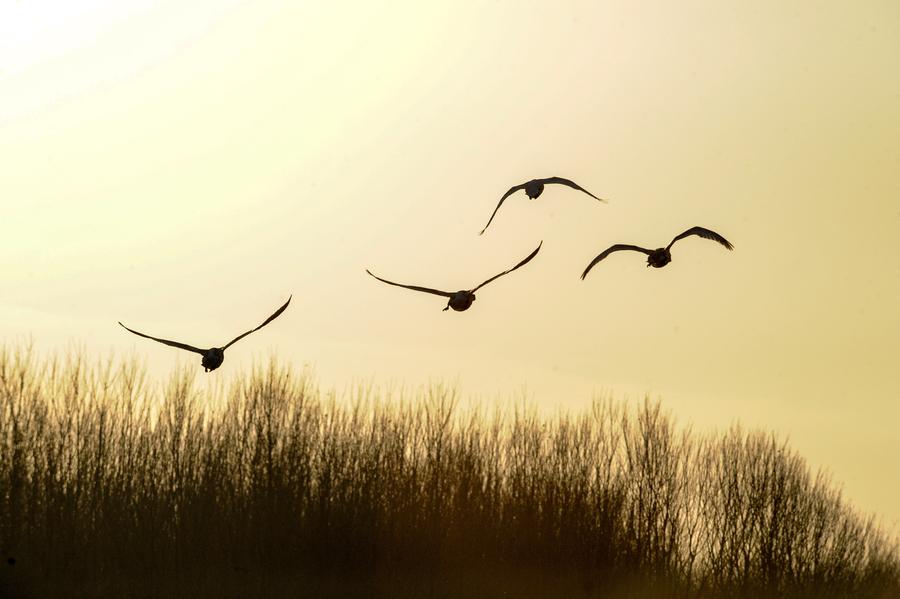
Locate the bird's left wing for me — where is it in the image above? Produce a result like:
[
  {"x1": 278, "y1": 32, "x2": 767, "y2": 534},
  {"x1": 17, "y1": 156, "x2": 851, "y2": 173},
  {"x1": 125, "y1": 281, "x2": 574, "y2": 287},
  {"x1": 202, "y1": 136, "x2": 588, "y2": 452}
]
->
[
  {"x1": 366, "y1": 270, "x2": 454, "y2": 297},
  {"x1": 580, "y1": 244, "x2": 652, "y2": 279},
  {"x1": 479, "y1": 182, "x2": 527, "y2": 235},
  {"x1": 118, "y1": 322, "x2": 206, "y2": 354}
]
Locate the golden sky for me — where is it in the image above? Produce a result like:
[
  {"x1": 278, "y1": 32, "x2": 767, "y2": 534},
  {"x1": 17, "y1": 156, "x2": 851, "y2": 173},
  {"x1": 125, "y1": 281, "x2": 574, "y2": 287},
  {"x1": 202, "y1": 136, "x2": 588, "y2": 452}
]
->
[{"x1": 2, "y1": 1, "x2": 899, "y2": 525}]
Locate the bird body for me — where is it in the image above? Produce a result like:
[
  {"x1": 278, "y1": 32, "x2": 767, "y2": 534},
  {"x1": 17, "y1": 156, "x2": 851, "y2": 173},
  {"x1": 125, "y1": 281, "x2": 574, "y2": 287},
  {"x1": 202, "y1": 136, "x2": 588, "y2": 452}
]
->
[
  {"x1": 447, "y1": 291, "x2": 476, "y2": 312},
  {"x1": 119, "y1": 296, "x2": 292, "y2": 372},
  {"x1": 201, "y1": 348, "x2": 225, "y2": 372},
  {"x1": 581, "y1": 227, "x2": 732, "y2": 279},
  {"x1": 524, "y1": 179, "x2": 545, "y2": 199},
  {"x1": 479, "y1": 176, "x2": 606, "y2": 234},
  {"x1": 646, "y1": 248, "x2": 672, "y2": 268},
  {"x1": 366, "y1": 242, "x2": 542, "y2": 312}
]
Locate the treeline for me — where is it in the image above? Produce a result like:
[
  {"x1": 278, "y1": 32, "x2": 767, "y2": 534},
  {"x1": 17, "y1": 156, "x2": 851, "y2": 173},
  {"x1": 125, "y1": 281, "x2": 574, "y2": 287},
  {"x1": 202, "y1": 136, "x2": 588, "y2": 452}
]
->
[{"x1": 0, "y1": 347, "x2": 897, "y2": 598}]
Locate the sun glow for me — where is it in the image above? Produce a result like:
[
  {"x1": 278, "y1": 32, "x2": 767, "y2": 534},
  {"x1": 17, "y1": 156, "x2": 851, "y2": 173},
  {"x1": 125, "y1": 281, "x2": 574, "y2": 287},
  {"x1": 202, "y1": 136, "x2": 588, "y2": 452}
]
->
[
  {"x1": 0, "y1": 1, "x2": 246, "y2": 121},
  {"x1": 0, "y1": 2, "x2": 165, "y2": 75}
]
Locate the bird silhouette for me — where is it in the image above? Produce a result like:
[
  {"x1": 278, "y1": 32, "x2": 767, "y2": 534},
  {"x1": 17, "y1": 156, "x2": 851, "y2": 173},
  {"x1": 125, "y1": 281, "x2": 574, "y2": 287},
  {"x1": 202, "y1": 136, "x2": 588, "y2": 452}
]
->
[
  {"x1": 479, "y1": 177, "x2": 606, "y2": 234},
  {"x1": 118, "y1": 296, "x2": 292, "y2": 372},
  {"x1": 366, "y1": 242, "x2": 542, "y2": 312},
  {"x1": 581, "y1": 226, "x2": 733, "y2": 279}
]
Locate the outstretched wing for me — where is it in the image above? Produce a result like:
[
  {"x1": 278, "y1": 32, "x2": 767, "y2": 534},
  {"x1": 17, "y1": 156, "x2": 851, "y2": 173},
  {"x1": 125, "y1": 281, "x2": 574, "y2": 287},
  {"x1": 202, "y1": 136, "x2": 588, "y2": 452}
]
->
[
  {"x1": 223, "y1": 296, "x2": 292, "y2": 350},
  {"x1": 366, "y1": 270, "x2": 453, "y2": 298},
  {"x1": 666, "y1": 227, "x2": 733, "y2": 251},
  {"x1": 581, "y1": 244, "x2": 652, "y2": 279},
  {"x1": 118, "y1": 322, "x2": 206, "y2": 354},
  {"x1": 479, "y1": 182, "x2": 528, "y2": 235},
  {"x1": 472, "y1": 241, "x2": 542, "y2": 291},
  {"x1": 542, "y1": 177, "x2": 607, "y2": 203}
]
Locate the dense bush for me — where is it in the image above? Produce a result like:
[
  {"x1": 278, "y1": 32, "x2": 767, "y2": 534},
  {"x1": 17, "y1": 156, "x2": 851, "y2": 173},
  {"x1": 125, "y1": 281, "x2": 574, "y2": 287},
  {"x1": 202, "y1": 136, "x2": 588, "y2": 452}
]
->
[{"x1": 0, "y1": 346, "x2": 897, "y2": 598}]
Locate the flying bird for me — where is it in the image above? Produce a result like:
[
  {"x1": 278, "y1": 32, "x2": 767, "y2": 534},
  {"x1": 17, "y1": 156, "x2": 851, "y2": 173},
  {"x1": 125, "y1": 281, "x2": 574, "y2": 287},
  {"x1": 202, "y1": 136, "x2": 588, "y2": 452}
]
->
[
  {"x1": 581, "y1": 226, "x2": 733, "y2": 279},
  {"x1": 118, "y1": 296, "x2": 292, "y2": 372},
  {"x1": 479, "y1": 177, "x2": 606, "y2": 235},
  {"x1": 366, "y1": 242, "x2": 542, "y2": 312}
]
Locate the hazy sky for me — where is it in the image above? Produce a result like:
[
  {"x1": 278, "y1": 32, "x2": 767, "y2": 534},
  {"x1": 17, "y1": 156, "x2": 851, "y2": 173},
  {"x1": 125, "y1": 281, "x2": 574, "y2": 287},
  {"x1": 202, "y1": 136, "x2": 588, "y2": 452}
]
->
[{"x1": 2, "y1": 1, "x2": 898, "y2": 525}]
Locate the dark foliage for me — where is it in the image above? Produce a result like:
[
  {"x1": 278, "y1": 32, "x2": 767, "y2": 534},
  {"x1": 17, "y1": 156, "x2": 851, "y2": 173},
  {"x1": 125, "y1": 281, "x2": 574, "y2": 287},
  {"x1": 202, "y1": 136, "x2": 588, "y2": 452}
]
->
[{"x1": 1, "y1": 347, "x2": 897, "y2": 598}]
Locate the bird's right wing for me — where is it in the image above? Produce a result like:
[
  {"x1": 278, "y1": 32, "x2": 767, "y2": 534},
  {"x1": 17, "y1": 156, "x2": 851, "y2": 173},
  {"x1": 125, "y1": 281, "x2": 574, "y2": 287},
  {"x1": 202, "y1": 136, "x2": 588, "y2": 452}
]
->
[
  {"x1": 479, "y1": 183, "x2": 527, "y2": 235},
  {"x1": 581, "y1": 244, "x2": 652, "y2": 279},
  {"x1": 472, "y1": 241, "x2": 542, "y2": 291},
  {"x1": 366, "y1": 270, "x2": 453, "y2": 297},
  {"x1": 118, "y1": 322, "x2": 205, "y2": 354},
  {"x1": 223, "y1": 296, "x2": 293, "y2": 350},
  {"x1": 666, "y1": 226, "x2": 734, "y2": 251},
  {"x1": 542, "y1": 177, "x2": 607, "y2": 202}
]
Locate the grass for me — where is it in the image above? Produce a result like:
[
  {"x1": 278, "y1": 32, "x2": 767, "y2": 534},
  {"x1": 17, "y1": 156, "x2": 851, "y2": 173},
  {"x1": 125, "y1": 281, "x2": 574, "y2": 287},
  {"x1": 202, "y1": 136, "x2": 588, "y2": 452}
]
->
[{"x1": 0, "y1": 345, "x2": 897, "y2": 598}]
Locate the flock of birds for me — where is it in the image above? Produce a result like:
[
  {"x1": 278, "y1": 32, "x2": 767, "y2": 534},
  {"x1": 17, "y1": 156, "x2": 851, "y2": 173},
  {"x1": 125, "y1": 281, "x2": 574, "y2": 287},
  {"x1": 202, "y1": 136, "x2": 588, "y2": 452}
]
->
[{"x1": 119, "y1": 176, "x2": 733, "y2": 372}]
